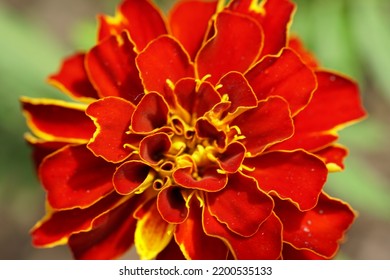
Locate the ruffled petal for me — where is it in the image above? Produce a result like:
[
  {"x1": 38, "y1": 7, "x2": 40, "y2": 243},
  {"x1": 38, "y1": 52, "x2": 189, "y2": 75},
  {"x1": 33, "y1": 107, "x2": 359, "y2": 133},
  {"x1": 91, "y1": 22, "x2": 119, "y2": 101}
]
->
[
  {"x1": 134, "y1": 202, "x2": 175, "y2": 260},
  {"x1": 282, "y1": 243, "x2": 326, "y2": 260},
  {"x1": 113, "y1": 160, "x2": 154, "y2": 195},
  {"x1": 157, "y1": 186, "x2": 189, "y2": 224},
  {"x1": 274, "y1": 193, "x2": 356, "y2": 258},
  {"x1": 216, "y1": 142, "x2": 246, "y2": 173},
  {"x1": 136, "y1": 36, "x2": 194, "y2": 94},
  {"x1": 131, "y1": 92, "x2": 169, "y2": 133},
  {"x1": 274, "y1": 71, "x2": 367, "y2": 151},
  {"x1": 139, "y1": 132, "x2": 171, "y2": 165},
  {"x1": 245, "y1": 48, "x2": 316, "y2": 115},
  {"x1": 217, "y1": 71, "x2": 258, "y2": 115},
  {"x1": 86, "y1": 97, "x2": 139, "y2": 163},
  {"x1": 175, "y1": 78, "x2": 221, "y2": 122},
  {"x1": 69, "y1": 193, "x2": 152, "y2": 260},
  {"x1": 245, "y1": 150, "x2": 327, "y2": 211},
  {"x1": 228, "y1": 0, "x2": 295, "y2": 57},
  {"x1": 203, "y1": 209, "x2": 282, "y2": 259},
  {"x1": 207, "y1": 172, "x2": 274, "y2": 237},
  {"x1": 169, "y1": 0, "x2": 218, "y2": 60},
  {"x1": 39, "y1": 145, "x2": 117, "y2": 209},
  {"x1": 21, "y1": 97, "x2": 94, "y2": 142},
  {"x1": 48, "y1": 53, "x2": 99, "y2": 101},
  {"x1": 231, "y1": 96, "x2": 293, "y2": 156},
  {"x1": 31, "y1": 191, "x2": 122, "y2": 247},
  {"x1": 86, "y1": 32, "x2": 144, "y2": 105},
  {"x1": 195, "y1": 118, "x2": 226, "y2": 148},
  {"x1": 175, "y1": 201, "x2": 229, "y2": 259},
  {"x1": 196, "y1": 11, "x2": 263, "y2": 84},
  {"x1": 315, "y1": 145, "x2": 348, "y2": 172},
  {"x1": 173, "y1": 166, "x2": 228, "y2": 192},
  {"x1": 98, "y1": 0, "x2": 167, "y2": 52},
  {"x1": 288, "y1": 37, "x2": 319, "y2": 68}
]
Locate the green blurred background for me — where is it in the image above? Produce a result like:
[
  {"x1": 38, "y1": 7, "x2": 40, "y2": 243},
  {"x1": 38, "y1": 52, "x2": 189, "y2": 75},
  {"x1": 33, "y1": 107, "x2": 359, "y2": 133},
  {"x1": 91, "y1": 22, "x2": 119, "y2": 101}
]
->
[{"x1": 0, "y1": 0, "x2": 389, "y2": 259}]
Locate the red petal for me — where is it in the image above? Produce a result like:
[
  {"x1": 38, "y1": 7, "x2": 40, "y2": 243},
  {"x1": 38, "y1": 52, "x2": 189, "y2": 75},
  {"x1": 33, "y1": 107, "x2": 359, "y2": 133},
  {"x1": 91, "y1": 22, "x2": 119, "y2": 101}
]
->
[
  {"x1": 282, "y1": 243, "x2": 326, "y2": 260},
  {"x1": 228, "y1": 0, "x2": 295, "y2": 57},
  {"x1": 207, "y1": 172, "x2": 274, "y2": 237},
  {"x1": 231, "y1": 97, "x2": 293, "y2": 155},
  {"x1": 157, "y1": 186, "x2": 189, "y2": 224},
  {"x1": 86, "y1": 97, "x2": 138, "y2": 163},
  {"x1": 21, "y1": 98, "x2": 94, "y2": 142},
  {"x1": 169, "y1": 0, "x2": 217, "y2": 60},
  {"x1": 274, "y1": 193, "x2": 356, "y2": 258},
  {"x1": 39, "y1": 145, "x2": 117, "y2": 209},
  {"x1": 113, "y1": 160, "x2": 154, "y2": 195},
  {"x1": 131, "y1": 92, "x2": 169, "y2": 133},
  {"x1": 195, "y1": 118, "x2": 226, "y2": 148},
  {"x1": 68, "y1": 197, "x2": 139, "y2": 260},
  {"x1": 216, "y1": 142, "x2": 246, "y2": 173},
  {"x1": 98, "y1": 0, "x2": 167, "y2": 52},
  {"x1": 275, "y1": 71, "x2": 367, "y2": 151},
  {"x1": 139, "y1": 132, "x2": 171, "y2": 165},
  {"x1": 203, "y1": 209, "x2": 282, "y2": 259},
  {"x1": 25, "y1": 134, "x2": 69, "y2": 171},
  {"x1": 31, "y1": 191, "x2": 122, "y2": 247},
  {"x1": 196, "y1": 11, "x2": 263, "y2": 84},
  {"x1": 156, "y1": 239, "x2": 186, "y2": 260},
  {"x1": 48, "y1": 53, "x2": 99, "y2": 101},
  {"x1": 86, "y1": 32, "x2": 144, "y2": 105},
  {"x1": 173, "y1": 166, "x2": 227, "y2": 192},
  {"x1": 217, "y1": 71, "x2": 258, "y2": 114},
  {"x1": 246, "y1": 48, "x2": 316, "y2": 115},
  {"x1": 288, "y1": 37, "x2": 319, "y2": 68},
  {"x1": 175, "y1": 78, "x2": 221, "y2": 122},
  {"x1": 245, "y1": 150, "x2": 328, "y2": 211},
  {"x1": 174, "y1": 201, "x2": 229, "y2": 259},
  {"x1": 136, "y1": 36, "x2": 194, "y2": 94},
  {"x1": 315, "y1": 145, "x2": 348, "y2": 171}
]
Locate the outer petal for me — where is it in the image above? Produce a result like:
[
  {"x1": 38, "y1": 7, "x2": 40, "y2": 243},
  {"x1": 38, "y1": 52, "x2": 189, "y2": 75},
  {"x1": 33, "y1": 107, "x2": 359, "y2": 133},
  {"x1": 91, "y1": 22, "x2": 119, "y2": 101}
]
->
[
  {"x1": 86, "y1": 32, "x2": 144, "y2": 105},
  {"x1": 196, "y1": 11, "x2": 263, "y2": 84},
  {"x1": 68, "y1": 196, "x2": 140, "y2": 260},
  {"x1": 86, "y1": 97, "x2": 138, "y2": 163},
  {"x1": 136, "y1": 36, "x2": 194, "y2": 94},
  {"x1": 113, "y1": 160, "x2": 154, "y2": 195},
  {"x1": 245, "y1": 150, "x2": 328, "y2": 211},
  {"x1": 203, "y1": 210, "x2": 283, "y2": 260},
  {"x1": 274, "y1": 71, "x2": 367, "y2": 151},
  {"x1": 21, "y1": 98, "x2": 94, "y2": 142},
  {"x1": 228, "y1": 0, "x2": 295, "y2": 57},
  {"x1": 169, "y1": 0, "x2": 218, "y2": 60},
  {"x1": 131, "y1": 92, "x2": 169, "y2": 133},
  {"x1": 274, "y1": 193, "x2": 356, "y2": 258},
  {"x1": 39, "y1": 145, "x2": 117, "y2": 209},
  {"x1": 156, "y1": 239, "x2": 186, "y2": 260},
  {"x1": 157, "y1": 186, "x2": 189, "y2": 224},
  {"x1": 31, "y1": 191, "x2": 122, "y2": 247},
  {"x1": 48, "y1": 53, "x2": 99, "y2": 101},
  {"x1": 98, "y1": 0, "x2": 167, "y2": 52},
  {"x1": 134, "y1": 202, "x2": 175, "y2": 260},
  {"x1": 231, "y1": 97, "x2": 293, "y2": 156},
  {"x1": 245, "y1": 48, "x2": 316, "y2": 116},
  {"x1": 207, "y1": 172, "x2": 274, "y2": 237},
  {"x1": 174, "y1": 201, "x2": 229, "y2": 259},
  {"x1": 173, "y1": 166, "x2": 228, "y2": 192},
  {"x1": 315, "y1": 145, "x2": 348, "y2": 172},
  {"x1": 288, "y1": 37, "x2": 319, "y2": 68}
]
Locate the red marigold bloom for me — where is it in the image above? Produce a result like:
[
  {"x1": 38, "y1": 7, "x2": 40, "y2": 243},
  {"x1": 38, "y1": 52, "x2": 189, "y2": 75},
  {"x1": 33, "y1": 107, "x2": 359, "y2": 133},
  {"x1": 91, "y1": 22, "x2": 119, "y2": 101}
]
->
[{"x1": 21, "y1": 0, "x2": 366, "y2": 260}]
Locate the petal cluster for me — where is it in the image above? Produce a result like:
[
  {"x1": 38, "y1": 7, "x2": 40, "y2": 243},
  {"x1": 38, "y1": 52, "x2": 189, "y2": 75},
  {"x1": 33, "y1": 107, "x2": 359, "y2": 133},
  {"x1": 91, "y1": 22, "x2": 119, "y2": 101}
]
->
[{"x1": 22, "y1": 0, "x2": 366, "y2": 260}]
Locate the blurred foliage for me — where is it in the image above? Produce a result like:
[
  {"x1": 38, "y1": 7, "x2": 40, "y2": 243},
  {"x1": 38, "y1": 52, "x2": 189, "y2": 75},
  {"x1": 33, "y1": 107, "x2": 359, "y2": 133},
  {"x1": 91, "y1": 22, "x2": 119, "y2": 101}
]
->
[{"x1": 0, "y1": 0, "x2": 389, "y2": 259}]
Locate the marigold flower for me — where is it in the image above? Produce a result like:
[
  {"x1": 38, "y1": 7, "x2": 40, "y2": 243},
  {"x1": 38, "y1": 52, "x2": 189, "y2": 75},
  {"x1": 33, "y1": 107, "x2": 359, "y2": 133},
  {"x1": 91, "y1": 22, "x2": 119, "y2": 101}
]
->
[{"x1": 21, "y1": 0, "x2": 366, "y2": 260}]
